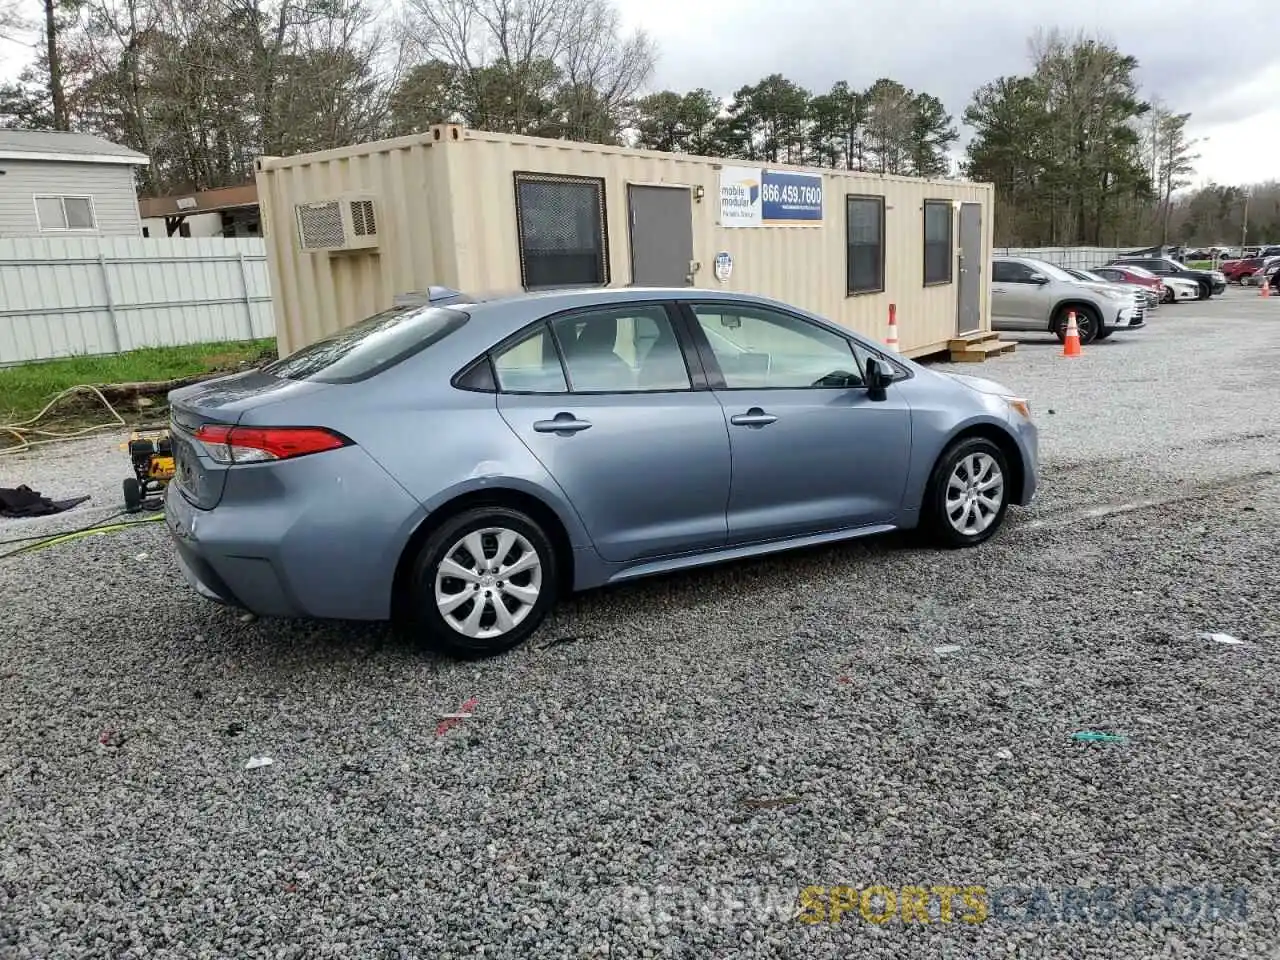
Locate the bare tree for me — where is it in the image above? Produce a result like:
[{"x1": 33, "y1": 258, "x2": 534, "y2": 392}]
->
[
  {"x1": 1, "y1": 0, "x2": 29, "y2": 40},
  {"x1": 402, "y1": 0, "x2": 650, "y2": 140},
  {"x1": 44, "y1": 0, "x2": 70, "y2": 128},
  {"x1": 555, "y1": 0, "x2": 653, "y2": 140}
]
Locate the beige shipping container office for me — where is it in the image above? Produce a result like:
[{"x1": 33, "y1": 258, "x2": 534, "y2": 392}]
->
[{"x1": 255, "y1": 125, "x2": 995, "y2": 358}]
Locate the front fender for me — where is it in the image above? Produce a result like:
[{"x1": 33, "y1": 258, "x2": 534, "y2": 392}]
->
[{"x1": 902, "y1": 412, "x2": 1027, "y2": 518}]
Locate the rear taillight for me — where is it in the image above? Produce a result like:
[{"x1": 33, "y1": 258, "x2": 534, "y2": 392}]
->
[{"x1": 194, "y1": 424, "x2": 351, "y2": 464}]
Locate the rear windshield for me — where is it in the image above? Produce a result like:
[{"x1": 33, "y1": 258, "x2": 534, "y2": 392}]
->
[{"x1": 263, "y1": 305, "x2": 469, "y2": 383}]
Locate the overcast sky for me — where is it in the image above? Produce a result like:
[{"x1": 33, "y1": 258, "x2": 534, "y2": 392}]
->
[
  {"x1": 617, "y1": 0, "x2": 1279, "y2": 187},
  {"x1": 2, "y1": 0, "x2": 1275, "y2": 186}
]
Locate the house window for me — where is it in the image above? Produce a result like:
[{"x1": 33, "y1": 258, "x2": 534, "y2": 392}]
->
[
  {"x1": 35, "y1": 195, "x2": 96, "y2": 231},
  {"x1": 514, "y1": 173, "x2": 609, "y2": 290},
  {"x1": 923, "y1": 200, "x2": 953, "y2": 285},
  {"x1": 846, "y1": 195, "x2": 884, "y2": 295}
]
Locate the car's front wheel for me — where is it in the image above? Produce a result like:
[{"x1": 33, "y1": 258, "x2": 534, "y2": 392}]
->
[
  {"x1": 1196, "y1": 282, "x2": 1211, "y2": 300},
  {"x1": 407, "y1": 506, "x2": 558, "y2": 657},
  {"x1": 924, "y1": 437, "x2": 1011, "y2": 549},
  {"x1": 1053, "y1": 305, "x2": 1100, "y2": 344}
]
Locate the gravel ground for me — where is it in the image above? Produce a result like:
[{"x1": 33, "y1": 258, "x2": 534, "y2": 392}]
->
[{"x1": 2, "y1": 288, "x2": 1278, "y2": 959}]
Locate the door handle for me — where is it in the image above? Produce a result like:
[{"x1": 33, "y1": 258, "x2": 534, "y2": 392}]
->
[
  {"x1": 533, "y1": 414, "x2": 592, "y2": 434},
  {"x1": 729, "y1": 408, "x2": 777, "y2": 427}
]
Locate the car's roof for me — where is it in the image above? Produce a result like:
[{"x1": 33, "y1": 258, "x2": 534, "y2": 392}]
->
[{"x1": 455, "y1": 286, "x2": 784, "y2": 311}]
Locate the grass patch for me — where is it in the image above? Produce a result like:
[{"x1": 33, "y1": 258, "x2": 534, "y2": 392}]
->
[
  {"x1": 0, "y1": 338, "x2": 276, "y2": 433},
  {"x1": 1184, "y1": 260, "x2": 1215, "y2": 270}
]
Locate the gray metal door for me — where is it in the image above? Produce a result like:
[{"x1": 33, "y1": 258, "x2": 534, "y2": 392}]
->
[
  {"x1": 628, "y1": 185, "x2": 694, "y2": 286},
  {"x1": 956, "y1": 203, "x2": 983, "y2": 334}
]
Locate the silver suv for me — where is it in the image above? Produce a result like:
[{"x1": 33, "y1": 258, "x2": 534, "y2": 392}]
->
[{"x1": 991, "y1": 256, "x2": 1146, "y2": 345}]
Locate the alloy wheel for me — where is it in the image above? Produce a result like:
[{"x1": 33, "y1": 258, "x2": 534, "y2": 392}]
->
[
  {"x1": 434, "y1": 527, "x2": 543, "y2": 639},
  {"x1": 945, "y1": 453, "x2": 1005, "y2": 536}
]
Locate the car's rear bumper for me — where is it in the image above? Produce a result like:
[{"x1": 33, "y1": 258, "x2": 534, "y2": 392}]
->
[{"x1": 164, "y1": 446, "x2": 426, "y2": 621}]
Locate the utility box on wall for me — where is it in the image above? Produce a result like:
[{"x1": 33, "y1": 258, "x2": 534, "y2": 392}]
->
[{"x1": 255, "y1": 126, "x2": 994, "y2": 358}]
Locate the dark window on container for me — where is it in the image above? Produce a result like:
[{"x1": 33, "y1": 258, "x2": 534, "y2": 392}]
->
[
  {"x1": 846, "y1": 195, "x2": 885, "y2": 295},
  {"x1": 514, "y1": 173, "x2": 610, "y2": 290},
  {"x1": 923, "y1": 200, "x2": 953, "y2": 285}
]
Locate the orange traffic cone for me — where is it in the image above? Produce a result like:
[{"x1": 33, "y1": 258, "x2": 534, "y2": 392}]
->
[
  {"x1": 1062, "y1": 311, "x2": 1082, "y2": 357},
  {"x1": 885, "y1": 303, "x2": 899, "y2": 351},
  {"x1": 1261, "y1": 280, "x2": 1271, "y2": 298}
]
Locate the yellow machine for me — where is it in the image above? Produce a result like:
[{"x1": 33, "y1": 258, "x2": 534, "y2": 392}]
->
[{"x1": 124, "y1": 427, "x2": 175, "y2": 512}]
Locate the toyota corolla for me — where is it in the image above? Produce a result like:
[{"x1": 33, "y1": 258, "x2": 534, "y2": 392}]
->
[{"x1": 165, "y1": 288, "x2": 1038, "y2": 657}]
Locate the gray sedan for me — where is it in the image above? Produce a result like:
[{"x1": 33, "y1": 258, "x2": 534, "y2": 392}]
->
[{"x1": 165, "y1": 288, "x2": 1039, "y2": 656}]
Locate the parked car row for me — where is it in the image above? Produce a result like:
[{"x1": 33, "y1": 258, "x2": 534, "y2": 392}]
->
[
  {"x1": 1105, "y1": 255, "x2": 1227, "y2": 300},
  {"x1": 1221, "y1": 255, "x2": 1280, "y2": 284},
  {"x1": 990, "y1": 256, "x2": 1150, "y2": 345},
  {"x1": 1090, "y1": 265, "x2": 1200, "y2": 304}
]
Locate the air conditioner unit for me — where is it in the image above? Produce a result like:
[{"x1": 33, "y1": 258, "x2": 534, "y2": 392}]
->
[{"x1": 294, "y1": 194, "x2": 380, "y2": 253}]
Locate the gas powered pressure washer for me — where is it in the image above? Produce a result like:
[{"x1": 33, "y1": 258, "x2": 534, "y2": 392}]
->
[{"x1": 123, "y1": 426, "x2": 175, "y2": 512}]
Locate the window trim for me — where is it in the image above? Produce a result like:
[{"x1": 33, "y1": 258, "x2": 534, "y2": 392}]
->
[
  {"x1": 845, "y1": 194, "x2": 886, "y2": 296},
  {"x1": 922, "y1": 199, "x2": 954, "y2": 287},
  {"x1": 478, "y1": 300, "x2": 710, "y2": 397},
  {"x1": 512, "y1": 171, "x2": 611, "y2": 292},
  {"x1": 678, "y1": 299, "x2": 879, "y2": 392},
  {"x1": 33, "y1": 194, "x2": 98, "y2": 233}
]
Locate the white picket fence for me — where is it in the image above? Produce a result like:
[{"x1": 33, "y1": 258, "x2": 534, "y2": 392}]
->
[{"x1": 0, "y1": 236, "x2": 274, "y2": 366}]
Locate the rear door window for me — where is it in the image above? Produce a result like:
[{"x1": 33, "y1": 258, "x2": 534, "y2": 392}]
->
[
  {"x1": 492, "y1": 326, "x2": 568, "y2": 394},
  {"x1": 263, "y1": 305, "x2": 470, "y2": 383}
]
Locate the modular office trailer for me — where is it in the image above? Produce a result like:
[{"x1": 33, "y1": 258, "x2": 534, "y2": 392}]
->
[{"x1": 254, "y1": 124, "x2": 995, "y2": 357}]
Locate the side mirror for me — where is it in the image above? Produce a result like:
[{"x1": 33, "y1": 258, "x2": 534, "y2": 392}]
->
[
  {"x1": 1028, "y1": 272, "x2": 1050, "y2": 285},
  {"x1": 865, "y1": 358, "x2": 891, "y2": 400}
]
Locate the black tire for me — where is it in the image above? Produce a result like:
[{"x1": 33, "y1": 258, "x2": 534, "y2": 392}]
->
[
  {"x1": 1053, "y1": 305, "x2": 1100, "y2": 345},
  {"x1": 405, "y1": 506, "x2": 558, "y2": 658},
  {"x1": 1162, "y1": 286, "x2": 1174, "y2": 304},
  {"x1": 1196, "y1": 282, "x2": 1211, "y2": 300},
  {"x1": 923, "y1": 437, "x2": 1011, "y2": 549},
  {"x1": 1095, "y1": 327, "x2": 1113, "y2": 341},
  {"x1": 122, "y1": 476, "x2": 142, "y2": 512}
]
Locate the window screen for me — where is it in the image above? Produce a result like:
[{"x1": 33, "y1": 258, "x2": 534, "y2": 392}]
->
[
  {"x1": 514, "y1": 173, "x2": 609, "y2": 290},
  {"x1": 846, "y1": 196, "x2": 884, "y2": 294},
  {"x1": 923, "y1": 200, "x2": 953, "y2": 285}
]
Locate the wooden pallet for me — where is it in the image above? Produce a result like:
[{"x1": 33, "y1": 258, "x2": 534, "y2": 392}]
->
[{"x1": 948, "y1": 331, "x2": 1018, "y2": 363}]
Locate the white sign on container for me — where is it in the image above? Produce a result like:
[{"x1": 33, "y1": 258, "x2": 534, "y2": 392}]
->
[{"x1": 719, "y1": 167, "x2": 763, "y2": 227}]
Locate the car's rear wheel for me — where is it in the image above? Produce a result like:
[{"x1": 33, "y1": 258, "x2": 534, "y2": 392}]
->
[
  {"x1": 924, "y1": 437, "x2": 1011, "y2": 549},
  {"x1": 407, "y1": 506, "x2": 558, "y2": 658},
  {"x1": 1053, "y1": 305, "x2": 1100, "y2": 345}
]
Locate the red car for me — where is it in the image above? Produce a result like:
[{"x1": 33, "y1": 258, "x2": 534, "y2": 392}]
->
[
  {"x1": 1090, "y1": 264, "x2": 1166, "y2": 299},
  {"x1": 1223, "y1": 257, "x2": 1267, "y2": 282}
]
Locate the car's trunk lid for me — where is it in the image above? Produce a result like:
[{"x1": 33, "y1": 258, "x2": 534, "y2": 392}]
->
[{"x1": 168, "y1": 370, "x2": 332, "y2": 509}]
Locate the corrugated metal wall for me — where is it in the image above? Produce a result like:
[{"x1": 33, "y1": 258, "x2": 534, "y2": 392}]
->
[
  {"x1": 257, "y1": 126, "x2": 994, "y2": 357},
  {"x1": 996, "y1": 247, "x2": 1129, "y2": 270},
  {"x1": 0, "y1": 236, "x2": 272, "y2": 365},
  {"x1": 257, "y1": 134, "x2": 453, "y2": 356}
]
